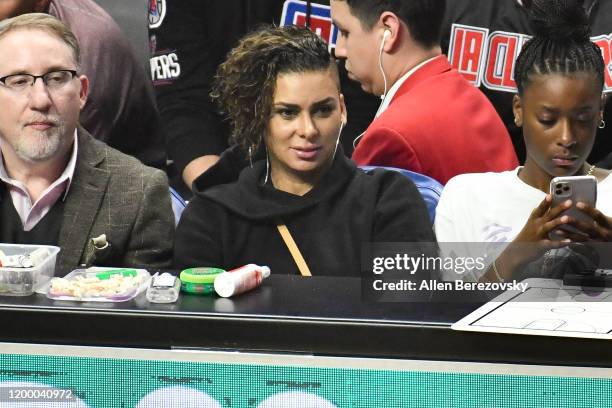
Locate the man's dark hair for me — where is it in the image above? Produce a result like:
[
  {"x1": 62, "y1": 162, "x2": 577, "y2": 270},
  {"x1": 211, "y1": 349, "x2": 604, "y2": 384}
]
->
[
  {"x1": 514, "y1": 0, "x2": 604, "y2": 95},
  {"x1": 342, "y1": 0, "x2": 446, "y2": 48}
]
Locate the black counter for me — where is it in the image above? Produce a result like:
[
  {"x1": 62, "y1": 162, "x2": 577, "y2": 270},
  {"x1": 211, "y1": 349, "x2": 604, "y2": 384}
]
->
[{"x1": 0, "y1": 275, "x2": 611, "y2": 367}]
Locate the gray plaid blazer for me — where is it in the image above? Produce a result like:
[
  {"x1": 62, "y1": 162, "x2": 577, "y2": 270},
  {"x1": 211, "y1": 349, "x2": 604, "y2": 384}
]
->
[{"x1": 56, "y1": 128, "x2": 174, "y2": 276}]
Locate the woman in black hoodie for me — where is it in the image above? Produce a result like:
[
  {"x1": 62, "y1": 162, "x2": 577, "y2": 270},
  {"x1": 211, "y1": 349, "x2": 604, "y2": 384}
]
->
[{"x1": 173, "y1": 25, "x2": 435, "y2": 276}]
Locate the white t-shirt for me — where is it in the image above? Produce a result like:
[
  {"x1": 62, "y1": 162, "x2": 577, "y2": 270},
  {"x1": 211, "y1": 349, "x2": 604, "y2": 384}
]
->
[{"x1": 434, "y1": 167, "x2": 612, "y2": 280}]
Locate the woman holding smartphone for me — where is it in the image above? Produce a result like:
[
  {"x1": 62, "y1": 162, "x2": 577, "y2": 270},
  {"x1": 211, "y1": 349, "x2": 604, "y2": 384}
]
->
[{"x1": 435, "y1": 0, "x2": 612, "y2": 282}]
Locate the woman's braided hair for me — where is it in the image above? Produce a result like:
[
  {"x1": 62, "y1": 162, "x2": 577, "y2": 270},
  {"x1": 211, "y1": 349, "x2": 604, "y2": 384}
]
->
[{"x1": 514, "y1": 0, "x2": 604, "y2": 95}]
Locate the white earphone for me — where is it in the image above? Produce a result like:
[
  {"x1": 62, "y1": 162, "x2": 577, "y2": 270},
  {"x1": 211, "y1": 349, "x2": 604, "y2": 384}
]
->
[
  {"x1": 333, "y1": 119, "x2": 346, "y2": 159},
  {"x1": 353, "y1": 29, "x2": 391, "y2": 148},
  {"x1": 378, "y1": 28, "x2": 391, "y2": 100}
]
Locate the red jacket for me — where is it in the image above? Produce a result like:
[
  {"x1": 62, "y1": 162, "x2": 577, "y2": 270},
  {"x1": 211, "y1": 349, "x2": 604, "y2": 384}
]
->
[{"x1": 352, "y1": 56, "x2": 518, "y2": 185}]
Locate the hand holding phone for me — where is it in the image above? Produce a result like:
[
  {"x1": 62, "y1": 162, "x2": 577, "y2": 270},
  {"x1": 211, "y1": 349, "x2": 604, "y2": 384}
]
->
[{"x1": 548, "y1": 175, "x2": 597, "y2": 240}]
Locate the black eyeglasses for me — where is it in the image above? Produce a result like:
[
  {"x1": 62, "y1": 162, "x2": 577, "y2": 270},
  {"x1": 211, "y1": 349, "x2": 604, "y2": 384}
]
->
[{"x1": 0, "y1": 70, "x2": 78, "y2": 92}]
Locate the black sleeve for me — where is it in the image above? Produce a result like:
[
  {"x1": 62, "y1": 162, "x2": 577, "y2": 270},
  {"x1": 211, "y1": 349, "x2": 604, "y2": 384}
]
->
[
  {"x1": 373, "y1": 172, "x2": 437, "y2": 243},
  {"x1": 369, "y1": 171, "x2": 439, "y2": 299},
  {"x1": 149, "y1": 1, "x2": 250, "y2": 173},
  {"x1": 173, "y1": 197, "x2": 224, "y2": 270}
]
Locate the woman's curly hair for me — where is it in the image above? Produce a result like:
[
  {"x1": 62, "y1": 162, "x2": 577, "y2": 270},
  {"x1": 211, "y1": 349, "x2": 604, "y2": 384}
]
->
[{"x1": 211, "y1": 25, "x2": 337, "y2": 154}]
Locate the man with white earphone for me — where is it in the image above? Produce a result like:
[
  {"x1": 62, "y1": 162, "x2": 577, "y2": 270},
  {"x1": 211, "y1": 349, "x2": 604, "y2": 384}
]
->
[{"x1": 330, "y1": 0, "x2": 518, "y2": 185}]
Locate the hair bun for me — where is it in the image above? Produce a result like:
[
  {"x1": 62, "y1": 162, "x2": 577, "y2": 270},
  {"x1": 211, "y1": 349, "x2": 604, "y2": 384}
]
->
[{"x1": 529, "y1": 0, "x2": 590, "y2": 42}]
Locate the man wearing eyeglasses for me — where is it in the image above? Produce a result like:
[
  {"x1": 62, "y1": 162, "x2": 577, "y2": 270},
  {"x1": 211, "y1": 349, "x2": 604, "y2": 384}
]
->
[
  {"x1": 0, "y1": 13, "x2": 174, "y2": 276},
  {"x1": 0, "y1": 0, "x2": 165, "y2": 170}
]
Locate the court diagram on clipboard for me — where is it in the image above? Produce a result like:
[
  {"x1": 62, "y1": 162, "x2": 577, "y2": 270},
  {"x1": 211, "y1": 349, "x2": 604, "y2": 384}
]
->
[{"x1": 452, "y1": 278, "x2": 612, "y2": 339}]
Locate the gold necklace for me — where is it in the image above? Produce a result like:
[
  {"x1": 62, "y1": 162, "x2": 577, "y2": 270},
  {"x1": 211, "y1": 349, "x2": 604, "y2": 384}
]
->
[{"x1": 586, "y1": 164, "x2": 596, "y2": 176}]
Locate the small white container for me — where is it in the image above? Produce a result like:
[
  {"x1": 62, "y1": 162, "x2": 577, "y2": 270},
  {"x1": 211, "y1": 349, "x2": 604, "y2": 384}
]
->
[
  {"x1": 0, "y1": 244, "x2": 60, "y2": 296},
  {"x1": 146, "y1": 272, "x2": 180, "y2": 303},
  {"x1": 214, "y1": 264, "x2": 271, "y2": 298}
]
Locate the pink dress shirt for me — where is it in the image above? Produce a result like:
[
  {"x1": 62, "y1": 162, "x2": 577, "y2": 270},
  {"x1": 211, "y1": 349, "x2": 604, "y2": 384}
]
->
[{"x1": 0, "y1": 133, "x2": 78, "y2": 232}]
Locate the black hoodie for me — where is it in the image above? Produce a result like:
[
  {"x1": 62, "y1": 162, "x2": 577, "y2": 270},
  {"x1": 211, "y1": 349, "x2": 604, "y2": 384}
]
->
[{"x1": 174, "y1": 149, "x2": 435, "y2": 276}]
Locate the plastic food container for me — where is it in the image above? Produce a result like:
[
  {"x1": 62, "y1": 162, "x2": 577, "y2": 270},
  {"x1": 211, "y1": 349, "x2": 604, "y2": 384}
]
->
[
  {"x1": 146, "y1": 272, "x2": 181, "y2": 303},
  {"x1": 0, "y1": 244, "x2": 60, "y2": 296},
  {"x1": 179, "y1": 267, "x2": 225, "y2": 294},
  {"x1": 47, "y1": 267, "x2": 151, "y2": 302}
]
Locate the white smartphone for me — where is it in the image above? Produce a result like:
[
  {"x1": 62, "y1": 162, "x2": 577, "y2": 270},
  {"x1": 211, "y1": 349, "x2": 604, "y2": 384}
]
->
[{"x1": 548, "y1": 175, "x2": 597, "y2": 240}]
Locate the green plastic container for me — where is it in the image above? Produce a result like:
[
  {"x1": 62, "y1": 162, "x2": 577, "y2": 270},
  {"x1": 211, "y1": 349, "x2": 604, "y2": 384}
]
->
[{"x1": 179, "y1": 267, "x2": 225, "y2": 294}]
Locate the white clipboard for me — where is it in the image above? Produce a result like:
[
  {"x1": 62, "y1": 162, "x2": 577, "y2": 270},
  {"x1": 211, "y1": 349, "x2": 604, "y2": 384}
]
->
[{"x1": 452, "y1": 278, "x2": 612, "y2": 340}]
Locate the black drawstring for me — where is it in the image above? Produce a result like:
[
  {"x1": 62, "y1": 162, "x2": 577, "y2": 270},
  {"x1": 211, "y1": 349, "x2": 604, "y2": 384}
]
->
[
  {"x1": 306, "y1": 0, "x2": 312, "y2": 28},
  {"x1": 586, "y1": 0, "x2": 599, "y2": 18}
]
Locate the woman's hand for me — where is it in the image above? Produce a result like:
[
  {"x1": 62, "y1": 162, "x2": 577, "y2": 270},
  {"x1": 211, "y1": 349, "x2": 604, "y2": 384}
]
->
[
  {"x1": 513, "y1": 194, "x2": 583, "y2": 244},
  {"x1": 481, "y1": 195, "x2": 580, "y2": 282},
  {"x1": 568, "y1": 202, "x2": 612, "y2": 241}
]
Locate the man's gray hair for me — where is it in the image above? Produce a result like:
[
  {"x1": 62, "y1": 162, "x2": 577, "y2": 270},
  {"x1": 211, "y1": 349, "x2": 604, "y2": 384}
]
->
[{"x1": 0, "y1": 13, "x2": 80, "y2": 67}]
